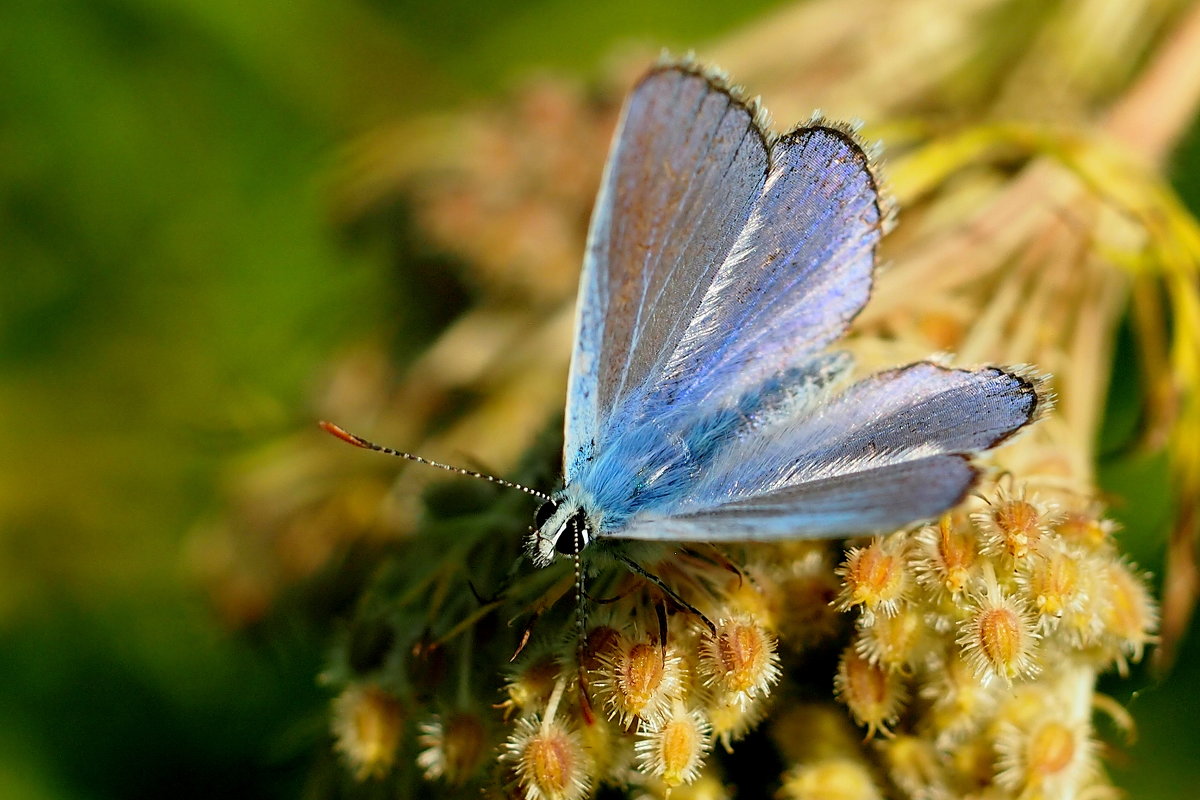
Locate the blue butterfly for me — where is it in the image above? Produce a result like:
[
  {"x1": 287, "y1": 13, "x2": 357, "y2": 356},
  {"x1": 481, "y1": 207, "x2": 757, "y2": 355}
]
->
[
  {"x1": 323, "y1": 61, "x2": 1045, "y2": 572},
  {"x1": 525, "y1": 61, "x2": 1045, "y2": 567}
]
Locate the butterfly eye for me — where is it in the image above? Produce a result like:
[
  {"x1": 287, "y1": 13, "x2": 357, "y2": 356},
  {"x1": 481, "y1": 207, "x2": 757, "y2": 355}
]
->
[
  {"x1": 554, "y1": 511, "x2": 589, "y2": 555},
  {"x1": 534, "y1": 500, "x2": 559, "y2": 530}
]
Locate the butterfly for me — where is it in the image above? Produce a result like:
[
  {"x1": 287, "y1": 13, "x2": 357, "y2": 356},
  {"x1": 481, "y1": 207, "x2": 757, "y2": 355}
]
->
[
  {"x1": 324, "y1": 59, "x2": 1045, "y2": 571},
  {"x1": 525, "y1": 61, "x2": 1044, "y2": 567}
]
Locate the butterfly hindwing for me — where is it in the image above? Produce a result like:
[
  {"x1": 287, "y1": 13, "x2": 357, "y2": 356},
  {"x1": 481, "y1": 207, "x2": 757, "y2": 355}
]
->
[
  {"x1": 694, "y1": 363, "x2": 1042, "y2": 498},
  {"x1": 615, "y1": 454, "x2": 978, "y2": 541},
  {"x1": 609, "y1": 363, "x2": 1042, "y2": 539}
]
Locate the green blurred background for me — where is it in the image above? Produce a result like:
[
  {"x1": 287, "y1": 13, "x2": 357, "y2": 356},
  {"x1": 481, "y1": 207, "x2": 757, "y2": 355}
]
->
[{"x1": 1, "y1": 0, "x2": 1197, "y2": 797}]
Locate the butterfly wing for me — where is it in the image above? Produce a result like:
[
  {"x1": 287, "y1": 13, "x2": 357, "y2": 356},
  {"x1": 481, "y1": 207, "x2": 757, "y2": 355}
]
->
[
  {"x1": 617, "y1": 454, "x2": 978, "y2": 540},
  {"x1": 613, "y1": 364, "x2": 1044, "y2": 541},
  {"x1": 564, "y1": 65, "x2": 770, "y2": 481},
  {"x1": 644, "y1": 125, "x2": 882, "y2": 414}
]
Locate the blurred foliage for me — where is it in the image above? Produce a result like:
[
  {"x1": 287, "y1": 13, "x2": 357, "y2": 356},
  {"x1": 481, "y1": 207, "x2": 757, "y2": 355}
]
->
[
  {"x1": 0, "y1": 0, "x2": 781, "y2": 797},
  {"x1": 2, "y1": 0, "x2": 1198, "y2": 798}
]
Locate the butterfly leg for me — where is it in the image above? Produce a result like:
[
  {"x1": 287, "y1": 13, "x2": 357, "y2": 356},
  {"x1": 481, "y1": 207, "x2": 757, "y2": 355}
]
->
[{"x1": 613, "y1": 551, "x2": 717, "y2": 635}]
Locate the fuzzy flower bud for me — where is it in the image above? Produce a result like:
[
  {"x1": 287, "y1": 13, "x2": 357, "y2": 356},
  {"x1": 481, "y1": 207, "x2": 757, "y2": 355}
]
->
[
  {"x1": 877, "y1": 736, "x2": 947, "y2": 800},
  {"x1": 1016, "y1": 541, "x2": 1086, "y2": 631},
  {"x1": 957, "y1": 569, "x2": 1040, "y2": 686},
  {"x1": 634, "y1": 701, "x2": 713, "y2": 788},
  {"x1": 835, "y1": 536, "x2": 911, "y2": 620},
  {"x1": 416, "y1": 710, "x2": 488, "y2": 785},
  {"x1": 1055, "y1": 508, "x2": 1116, "y2": 551},
  {"x1": 706, "y1": 694, "x2": 768, "y2": 753},
  {"x1": 779, "y1": 758, "x2": 884, "y2": 800},
  {"x1": 698, "y1": 615, "x2": 781, "y2": 709},
  {"x1": 918, "y1": 650, "x2": 1000, "y2": 746},
  {"x1": 911, "y1": 515, "x2": 978, "y2": 597},
  {"x1": 774, "y1": 547, "x2": 843, "y2": 649},
  {"x1": 995, "y1": 715, "x2": 1093, "y2": 798},
  {"x1": 505, "y1": 682, "x2": 593, "y2": 800},
  {"x1": 834, "y1": 646, "x2": 907, "y2": 738},
  {"x1": 331, "y1": 684, "x2": 404, "y2": 780},
  {"x1": 1098, "y1": 558, "x2": 1158, "y2": 672},
  {"x1": 975, "y1": 487, "x2": 1057, "y2": 561},
  {"x1": 592, "y1": 633, "x2": 686, "y2": 728},
  {"x1": 854, "y1": 604, "x2": 927, "y2": 673},
  {"x1": 504, "y1": 654, "x2": 563, "y2": 716}
]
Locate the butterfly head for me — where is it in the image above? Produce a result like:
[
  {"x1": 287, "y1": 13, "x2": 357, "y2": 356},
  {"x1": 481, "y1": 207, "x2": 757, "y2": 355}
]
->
[{"x1": 529, "y1": 493, "x2": 591, "y2": 568}]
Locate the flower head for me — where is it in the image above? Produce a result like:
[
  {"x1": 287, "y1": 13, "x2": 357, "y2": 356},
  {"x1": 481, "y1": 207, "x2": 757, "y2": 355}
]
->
[
  {"x1": 957, "y1": 567, "x2": 1041, "y2": 687},
  {"x1": 634, "y1": 701, "x2": 713, "y2": 789},
  {"x1": 591, "y1": 631, "x2": 686, "y2": 728},
  {"x1": 834, "y1": 646, "x2": 907, "y2": 739},
  {"x1": 697, "y1": 615, "x2": 781, "y2": 709},
  {"x1": 416, "y1": 710, "x2": 488, "y2": 785},
  {"x1": 331, "y1": 684, "x2": 404, "y2": 780},
  {"x1": 835, "y1": 535, "x2": 912, "y2": 621}
]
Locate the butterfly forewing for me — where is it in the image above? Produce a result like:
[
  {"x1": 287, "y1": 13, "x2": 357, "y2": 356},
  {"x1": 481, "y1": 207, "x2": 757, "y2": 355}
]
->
[
  {"x1": 564, "y1": 66, "x2": 770, "y2": 481},
  {"x1": 647, "y1": 126, "x2": 881, "y2": 413}
]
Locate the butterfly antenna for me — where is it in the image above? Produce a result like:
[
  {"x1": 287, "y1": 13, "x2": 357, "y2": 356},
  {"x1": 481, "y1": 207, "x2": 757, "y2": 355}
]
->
[{"x1": 319, "y1": 421, "x2": 552, "y2": 502}]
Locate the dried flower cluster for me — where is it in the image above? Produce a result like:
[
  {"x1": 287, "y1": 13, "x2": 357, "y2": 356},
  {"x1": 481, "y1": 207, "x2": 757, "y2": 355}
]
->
[
  {"x1": 201, "y1": 0, "x2": 1200, "y2": 797},
  {"x1": 831, "y1": 485, "x2": 1156, "y2": 799},
  {"x1": 495, "y1": 549, "x2": 788, "y2": 797},
  {"x1": 324, "y1": 476, "x2": 1156, "y2": 799}
]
